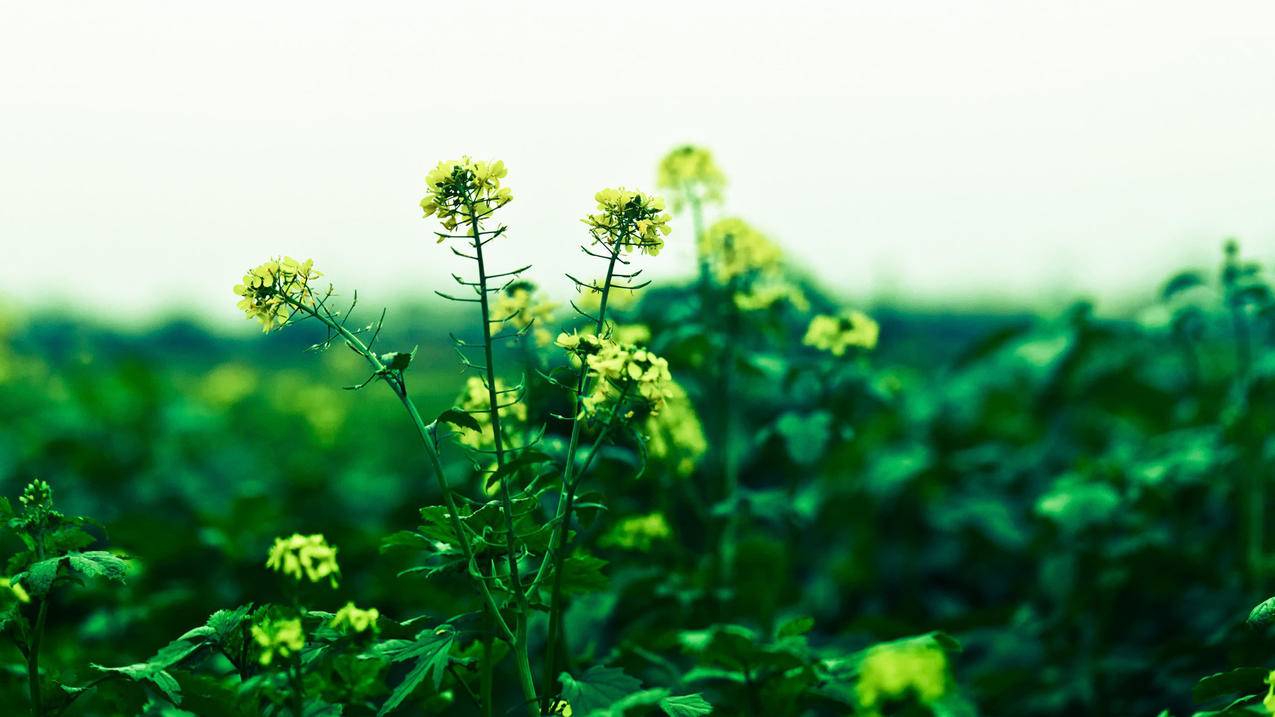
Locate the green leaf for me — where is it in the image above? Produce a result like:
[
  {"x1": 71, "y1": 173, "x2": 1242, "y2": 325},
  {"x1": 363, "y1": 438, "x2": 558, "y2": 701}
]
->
[
  {"x1": 774, "y1": 411, "x2": 832, "y2": 466},
  {"x1": 378, "y1": 626, "x2": 456, "y2": 716},
  {"x1": 1194, "y1": 667, "x2": 1269, "y2": 704},
  {"x1": 435, "y1": 408, "x2": 480, "y2": 433},
  {"x1": 1162, "y1": 270, "x2": 1205, "y2": 300},
  {"x1": 559, "y1": 554, "x2": 609, "y2": 595},
  {"x1": 559, "y1": 665, "x2": 642, "y2": 716},
  {"x1": 659, "y1": 693, "x2": 713, "y2": 716},
  {"x1": 17, "y1": 550, "x2": 128, "y2": 598},
  {"x1": 776, "y1": 616, "x2": 814, "y2": 638},
  {"x1": 1249, "y1": 597, "x2": 1275, "y2": 627},
  {"x1": 484, "y1": 450, "x2": 554, "y2": 490}
]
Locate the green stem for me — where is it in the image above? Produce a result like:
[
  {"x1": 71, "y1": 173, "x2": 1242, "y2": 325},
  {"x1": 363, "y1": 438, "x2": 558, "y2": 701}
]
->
[
  {"x1": 481, "y1": 624, "x2": 494, "y2": 717},
  {"x1": 28, "y1": 599, "x2": 47, "y2": 717},
  {"x1": 537, "y1": 243, "x2": 623, "y2": 709},
  {"x1": 466, "y1": 202, "x2": 539, "y2": 717}
]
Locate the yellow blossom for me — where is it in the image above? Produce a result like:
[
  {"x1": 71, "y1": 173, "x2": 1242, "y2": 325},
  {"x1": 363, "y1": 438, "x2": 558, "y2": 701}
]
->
[
  {"x1": 803, "y1": 310, "x2": 879, "y2": 356},
  {"x1": 734, "y1": 280, "x2": 810, "y2": 313},
  {"x1": 657, "y1": 145, "x2": 726, "y2": 211},
  {"x1": 583, "y1": 188, "x2": 671, "y2": 256},
  {"x1": 600, "y1": 513, "x2": 673, "y2": 551},
  {"x1": 331, "y1": 602, "x2": 380, "y2": 634},
  {"x1": 252, "y1": 616, "x2": 304, "y2": 666},
  {"x1": 700, "y1": 218, "x2": 782, "y2": 283},
  {"x1": 452, "y1": 376, "x2": 528, "y2": 450},
  {"x1": 494, "y1": 282, "x2": 557, "y2": 346},
  {"x1": 549, "y1": 699, "x2": 573, "y2": 716},
  {"x1": 266, "y1": 533, "x2": 341, "y2": 588},
  {"x1": 420, "y1": 156, "x2": 512, "y2": 232},
  {"x1": 855, "y1": 641, "x2": 948, "y2": 715},
  {"x1": 233, "y1": 257, "x2": 323, "y2": 333},
  {"x1": 644, "y1": 380, "x2": 707, "y2": 477}
]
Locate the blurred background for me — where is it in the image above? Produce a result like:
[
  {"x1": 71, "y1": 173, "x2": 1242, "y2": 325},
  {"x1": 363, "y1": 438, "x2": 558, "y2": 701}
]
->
[{"x1": 6, "y1": 3, "x2": 1275, "y2": 716}]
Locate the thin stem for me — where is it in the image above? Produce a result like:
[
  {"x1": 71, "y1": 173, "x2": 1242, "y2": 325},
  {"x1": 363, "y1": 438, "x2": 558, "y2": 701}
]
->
[
  {"x1": 481, "y1": 623, "x2": 494, "y2": 717},
  {"x1": 465, "y1": 200, "x2": 539, "y2": 717},
  {"x1": 538, "y1": 242, "x2": 623, "y2": 709},
  {"x1": 28, "y1": 599, "x2": 47, "y2": 717}
]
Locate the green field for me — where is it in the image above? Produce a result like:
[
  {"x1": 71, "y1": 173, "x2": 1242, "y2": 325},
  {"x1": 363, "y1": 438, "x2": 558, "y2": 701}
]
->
[{"x1": 3, "y1": 150, "x2": 1275, "y2": 717}]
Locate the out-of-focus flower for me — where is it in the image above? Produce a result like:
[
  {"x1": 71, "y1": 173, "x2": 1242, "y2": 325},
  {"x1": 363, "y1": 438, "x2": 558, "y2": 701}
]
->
[
  {"x1": 803, "y1": 311, "x2": 879, "y2": 355},
  {"x1": 453, "y1": 376, "x2": 527, "y2": 450},
  {"x1": 644, "y1": 380, "x2": 707, "y2": 477},
  {"x1": 700, "y1": 218, "x2": 782, "y2": 283},
  {"x1": 331, "y1": 602, "x2": 380, "y2": 634},
  {"x1": 233, "y1": 257, "x2": 323, "y2": 333},
  {"x1": 266, "y1": 533, "x2": 340, "y2": 588},
  {"x1": 734, "y1": 280, "x2": 810, "y2": 313},
  {"x1": 600, "y1": 512, "x2": 672, "y2": 551},
  {"x1": 420, "y1": 157, "x2": 512, "y2": 232},
  {"x1": 855, "y1": 641, "x2": 948, "y2": 715},
  {"x1": 494, "y1": 282, "x2": 557, "y2": 346},
  {"x1": 657, "y1": 145, "x2": 726, "y2": 211},
  {"x1": 583, "y1": 188, "x2": 671, "y2": 256},
  {"x1": 253, "y1": 616, "x2": 304, "y2": 666}
]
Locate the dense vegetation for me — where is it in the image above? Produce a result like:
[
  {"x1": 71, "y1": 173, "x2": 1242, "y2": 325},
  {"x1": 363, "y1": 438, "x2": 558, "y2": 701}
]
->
[{"x1": 3, "y1": 148, "x2": 1275, "y2": 716}]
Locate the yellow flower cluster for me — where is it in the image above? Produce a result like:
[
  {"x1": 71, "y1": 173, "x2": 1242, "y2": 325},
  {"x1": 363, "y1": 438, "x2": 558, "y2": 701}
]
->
[
  {"x1": 493, "y1": 282, "x2": 557, "y2": 346},
  {"x1": 420, "y1": 157, "x2": 512, "y2": 232},
  {"x1": 233, "y1": 257, "x2": 323, "y2": 333},
  {"x1": 644, "y1": 380, "x2": 707, "y2": 477},
  {"x1": 855, "y1": 642, "x2": 948, "y2": 715},
  {"x1": 657, "y1": 145, "x2": 726, "y2": 210},
  {"x1": 583, "y1": 188, "x2": 672, "y2": 256},
  {"x1": 252, "y1": 616, "x2": 304, "y2": 666},
  {"x1": 700, "y1": 218, "x2": 782, "y2": 283},
  {"x1": 734, "y1": 281, "x2": 810, "y2": 313},
  {"x1": 803, "y1": 310, "x2": 879, "y2": 356},
  {"x1": 266, "y1": 533, "x2": 341, "y2": 588},
  {"x1": 557, "y1": 332, "x2": 675, "y2": 415},
  {"x1": 600, "y1": 512, "x2": 672, "y2": 551},
  {"x1": 331, "y1": 602, "x2": 380, "y2": 634},
  {"x1": 454, "y1": 376, "x2": 528, "y2": 450}
]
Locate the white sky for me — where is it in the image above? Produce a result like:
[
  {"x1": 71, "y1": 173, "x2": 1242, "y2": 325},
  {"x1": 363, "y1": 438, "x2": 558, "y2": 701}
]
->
[{"x1": 2, "y1": 1, "x2": 1274, "y2": 325}]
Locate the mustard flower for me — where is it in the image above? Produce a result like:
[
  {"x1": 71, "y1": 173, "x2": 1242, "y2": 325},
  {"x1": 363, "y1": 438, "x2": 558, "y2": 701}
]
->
[
  {"x1": 420, "y1": 157, "x2": 512, "y2": 232},
  {"x1": 252, "y1": 616, "x2": 305, "y2": 666},
  {"x1": 644, "y1": 380, "x2": 707, "y2": 477},
  {"x1": 493, "y1": 281, "x2": 557, "y2": 346},
  {"x1": 331, "y1": 602, "x2": 380, "y2": 634},
  {"x1": 583, "y1": 188, "x2": 672, "y2": 256},
  {"x1": 453, "y1": 376, "x2": 528, "y2": 450},
  {"x1": 266, "y1": 533, "x2": 341, "y2": 588},
  {"x1": 657, "y1": 145, "x2": 726, "y2": 211},
  {"x1": 855, "y1": 641, "x2": 948, "y2": 715},
  {"x1": 233, "y1": 257, "x2": 323, "y2": 333},
  {"x1": 803, "y1": 310, "x2": 879, "y2": 356},
  {"x1": 600, "y1": 512, "x2": 672, "y2": 551},
  {"x1": 734, "y1": 280, "x2": 810, "y2": 313},
  {"x1": 559, "y1": 336, "x2": 675, "y2": 416},
  {"x1": 700, "y1": 218, "x2": 782, "y2": 283}
]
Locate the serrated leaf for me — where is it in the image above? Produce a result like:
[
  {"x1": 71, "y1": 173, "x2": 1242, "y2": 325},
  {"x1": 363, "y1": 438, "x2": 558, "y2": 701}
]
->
[
  {"x1": 378, "y1": 626, "x2": 456, "y2": 716},
  {"x1": 659, "y1": 693, "x2": 713, "y2": 716},
  {"x1": 559, "y1": 554, "x2": 609, "y2": 595},
  {"x1": 559, "y1": 665, "x2": 643, "y2": 715},
  {"x1": 17, "y1": 551, "x2": 127, "y2": 598},
  {"x1": 1248, "y1": 596, "x2": 1275, "y2": 626}
]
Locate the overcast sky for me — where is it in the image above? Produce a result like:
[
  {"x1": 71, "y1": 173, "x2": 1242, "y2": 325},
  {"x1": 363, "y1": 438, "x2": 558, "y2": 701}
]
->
[{"x1": 2, "y1": 1, "x2": 1273, "y2": 325}]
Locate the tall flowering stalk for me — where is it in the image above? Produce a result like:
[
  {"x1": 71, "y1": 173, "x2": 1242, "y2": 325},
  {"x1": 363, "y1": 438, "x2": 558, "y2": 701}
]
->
[
  {"x1": 658, "y1": 145, "x2": 725, "y2": 304},
  {"x1": 422, "y1": 156, "x2": 542, "y2": 716},
  {"x1": 535, "y1": 188, "x2": 670, "y2": 709}
]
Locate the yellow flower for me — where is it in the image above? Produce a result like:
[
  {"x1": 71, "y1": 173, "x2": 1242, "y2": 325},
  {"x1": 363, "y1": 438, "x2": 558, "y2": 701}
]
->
[
  {"x1": 252, "y1": 616, "x2": 305, "y2": 666},
  {"x1": 452, "y1": 376, "x2": 528, "y2": 450},
  {"x1": 644, "y1": 380, "x2": 706, "y2": 477},
  {"x1": 734, "y1": 280, "x2": 809, "y2": 313},
  {"x1": 1, "y1": 577, "x2": 30, "y2": 604},
  {"x1": 265, "y1": 533, "x2": 341, "y2": 588},
  {"x1": 331, "y1": 602, "x2": 380, "y2": 634},
  {"x1": 700, "y1": 218, "x2": 782, "y2": 283},
  {"x1": 1265, "y1": 670, "x2": 1275, "y2": 714},
  {"x1": 563, "y1": 339, "x2": 675, "y2": 416},
  {"x1": 582, "y1": 188, "x2": 671, "y2": 257},
  {"x1": 233, "y1": 257, "x2": 323, "y2": 333},
  {"x1": 657, "y1": 145, "x2": 726, "y2": 211},
  {"x1": 493, "y1": 282, "x2": 558, "y2": 346},
  {"x1": 420, "y1": 156, "x2": 512, "y2": 232},
  {"x1": 549, "y1": 699, "x2": 573, "y2": 716},
  {"x1": 600, "y1": 512, "x2": 672, "y2": 551},
  {"x1": 803, "y1": 310, "x2": 879, "y2": 356},
  {"x1": 855, "y1": 641, "x2": 948, "y2": 715}
]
